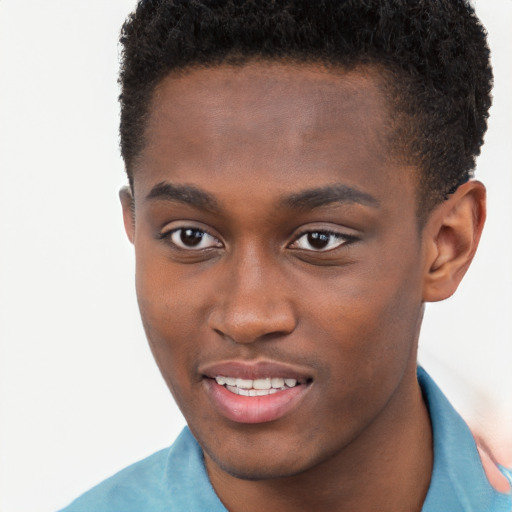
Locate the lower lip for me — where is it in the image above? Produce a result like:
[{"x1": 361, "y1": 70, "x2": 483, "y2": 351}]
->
[{"x1": 204, "y1": 379, "x2": 310, "y2": 424}]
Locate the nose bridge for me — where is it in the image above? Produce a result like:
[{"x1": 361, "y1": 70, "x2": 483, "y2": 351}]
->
[{"x1": 209, "y1": 242, "x2": 296, "y2": 344}]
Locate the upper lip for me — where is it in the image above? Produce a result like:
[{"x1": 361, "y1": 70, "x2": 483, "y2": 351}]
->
[{"x1": 200, "y1": 360, "x2": 313, "y2": 383}]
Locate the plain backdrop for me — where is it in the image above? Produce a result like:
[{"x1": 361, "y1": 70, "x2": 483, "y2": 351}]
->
[{"x1": 0, "y1": 1, "x2": 510, "y2": 511}]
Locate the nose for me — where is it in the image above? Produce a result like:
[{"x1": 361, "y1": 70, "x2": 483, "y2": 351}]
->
[{"x1": 208, "y1": 247, "x2": 297, "y2": 345}]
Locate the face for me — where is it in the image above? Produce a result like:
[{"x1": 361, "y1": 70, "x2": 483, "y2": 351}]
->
[{"x1": 125, "y1": 62, "x2": 429, "y2": 480}]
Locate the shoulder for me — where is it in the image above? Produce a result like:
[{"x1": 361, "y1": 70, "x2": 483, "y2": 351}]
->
[
  {"x1": 418, "y1": 367, "x2": 512, "y2": 512},
  {"x1": 58, "y1": 428, "x2": 218, "y2": 512},
  {"x1": 58, "y1": 446, "x2": 171, "y2": 512}
]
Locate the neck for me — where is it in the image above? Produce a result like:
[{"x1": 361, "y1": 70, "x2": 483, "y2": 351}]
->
[{"x1": 205, "y1": 363, "x2": 433, "y2": 512}]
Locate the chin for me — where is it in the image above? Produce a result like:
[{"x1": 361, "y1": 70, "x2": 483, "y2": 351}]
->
[
  {"x1": 212, "y1": 455, "x2": 308, "y2": 481},
  {"x1": 202, "y1": 437, "x2": 325, "y2": 482}
]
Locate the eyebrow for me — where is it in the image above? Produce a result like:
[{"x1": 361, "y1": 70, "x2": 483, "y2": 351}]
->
[
  {"x1": 146, "y1": 181, "x2": 379, "y2": 213},
  {"x1": 146, "y1": 182, "x2": 220, "y2": 212},
  {"x1": 282, "y1": 184, "x2": 380, "y2": 210}
]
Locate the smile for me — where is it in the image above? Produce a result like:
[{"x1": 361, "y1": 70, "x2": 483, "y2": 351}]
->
[
  {"x1": 214, "y1": 376, "x2": 299, "y2": 396},
  {"x1": 200, "y1": 361, "x2": 313, "y2": 423}
]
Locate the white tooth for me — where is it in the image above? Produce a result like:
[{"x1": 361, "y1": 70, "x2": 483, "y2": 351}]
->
[
  {"x1": 284, "y1": 379, "x2": 297, "y2": 387},
  {"x1": 255, "y1": 389, "x2": 271, "y2": 396},
  {"x1": 269, "y1": 389, "x2": 278, "y2": 394},
  {"x1": 215, "y1": 376, "x2": 226, "y2": 385},
  {"x1": 253, "y1": 378, "x2": 271, "y2": 390},
  {"x1": 239, "y1": 388, "x2": 250, "y2": 396},
  {"x1": 225, "y1": 377, "x2": 237, "y2": 386},
  {"x1": 271, "y1": 378, "x2": 285, "y2": 388},
  {"x1": 226, "y1": 385, "x2": 239, "y2": 395},
  {"x1": 236, "y1": 378, "x2": 253, "y2": 389},
  {"x1": 249, "y1": 390, "x2": 258, "y2": 396}
]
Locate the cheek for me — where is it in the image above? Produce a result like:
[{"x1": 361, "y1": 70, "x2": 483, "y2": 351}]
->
[
  {"x1": 307, "y1": 257, "x2": 420, "y2": 333},
  {"x1": 305, "y1": 259, "x2": 423, "y2": 385},
  {"x1": 135, "y1": 242, "x2": 206, "y2": 333},
  {"x1": 134, "y1": 252, "x2": 205, "y2": 397},
  {"x1": 137, "y1": 285, "x2": 205, "y2": 422},
  {"x1": 299, "y1": 277, "x2": 422, "y2": 441}
]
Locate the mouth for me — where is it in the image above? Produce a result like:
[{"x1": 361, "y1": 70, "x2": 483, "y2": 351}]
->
[
  {"x1": 201, "y1": 361, "x2": 313, "y2": 424},
  {"x1": 213, "y1": 375, "x2": 304, "y2": 396}
]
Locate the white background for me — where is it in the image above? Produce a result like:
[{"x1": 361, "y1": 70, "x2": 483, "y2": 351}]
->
[{"x1": 0, "y1": 1, "x2": 510, "y2": 511}]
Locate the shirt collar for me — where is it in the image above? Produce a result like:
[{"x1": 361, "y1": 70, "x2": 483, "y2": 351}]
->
[
  {"x1": 419, "y1": 366, "x2": 512, "y2": 512},
  {"x1": 163, "y1": 427, "x2": 227, "y2": 511}
]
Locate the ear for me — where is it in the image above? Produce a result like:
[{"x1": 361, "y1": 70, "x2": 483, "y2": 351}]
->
[
  {"x1": 422, "y1": 180, "x2": 486, "y2": 302},
  {"x1": 119, "y1": 185, "x2": 135, "y2": 244}
]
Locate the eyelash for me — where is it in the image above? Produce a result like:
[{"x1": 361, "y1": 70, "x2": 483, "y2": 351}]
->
[
  {"x1": 161, "y1": 227, "x2": 223, "y2": 250},
  {"x1": 289, "y1": 230, "x2": 356, "y2": 252},
  {"x1": 160, "y1": 226, "x2": 355, "y2": 253}
]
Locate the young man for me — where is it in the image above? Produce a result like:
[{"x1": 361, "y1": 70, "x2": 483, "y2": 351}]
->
[{"x1": 60, "y1": 0, "x2": 511, "y2": 510}]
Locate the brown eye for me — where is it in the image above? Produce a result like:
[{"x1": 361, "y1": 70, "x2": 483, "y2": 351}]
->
[
  {"x1": 180, "y1": 228, "x2": 204, "y2": 247},
  {"x1": 307, "y1": 232, "x2": 331, "y2": 250},
  {"x1": 168, "y1": 228, "x2": 222, "y2": 250},
  {"x1": 290, "y1": 231, "x2": 349, "y2": 252}
]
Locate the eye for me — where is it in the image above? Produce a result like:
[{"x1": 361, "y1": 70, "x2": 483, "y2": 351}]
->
[
  {"x1": 290, "y1": 231, "x2": 351, "y2": 252},
  {"x1": 166, "y1": 228, "x2": 222, "y2": 250}
]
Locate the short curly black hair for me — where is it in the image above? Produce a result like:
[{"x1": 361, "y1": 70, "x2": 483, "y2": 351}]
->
[{"x1": 119, "y1": 0, "x2": 493, "y2": 214}]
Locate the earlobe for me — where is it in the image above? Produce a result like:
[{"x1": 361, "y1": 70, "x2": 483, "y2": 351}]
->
[
  {"x1": 119, "y1": 185, "x2": 135, "y2": 244},
  {"x1": 422, "y1": 181, "x2": 486, "y2": 303}
]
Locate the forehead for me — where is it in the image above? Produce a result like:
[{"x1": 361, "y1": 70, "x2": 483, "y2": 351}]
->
[
  {"x1": 134, "y1": 61, "x2": 415, "y2": 214},
  {"x1": 149, "y1": 61, "x2": 389, "y2": 131}
]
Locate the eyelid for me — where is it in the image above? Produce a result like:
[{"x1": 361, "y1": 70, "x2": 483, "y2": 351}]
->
[
  {"x1": 159, "y1": 223, "x2": 223, "y2": 250},
  {"x1": 288, "y1": 227, "x2": 357, "y2": 252}
]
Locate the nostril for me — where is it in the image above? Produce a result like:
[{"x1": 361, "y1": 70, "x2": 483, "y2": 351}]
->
[{"x1": 208, "y1": 307, "x2": 297, "y2": 345}]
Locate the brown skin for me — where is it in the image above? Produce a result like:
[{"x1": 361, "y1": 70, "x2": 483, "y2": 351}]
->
[{"x1": 120, "y1": 62, "x2": 486, "y2": 511}]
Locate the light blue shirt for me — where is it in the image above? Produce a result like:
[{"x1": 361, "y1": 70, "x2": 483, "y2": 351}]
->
[{"x1": 59, "y1": 367, "x2": 512, "y2": 511}]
